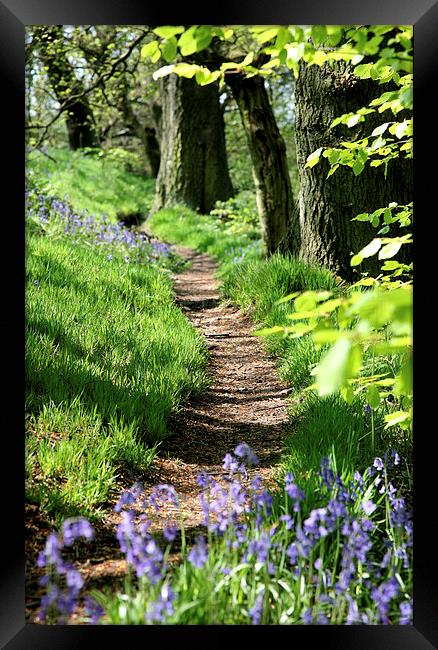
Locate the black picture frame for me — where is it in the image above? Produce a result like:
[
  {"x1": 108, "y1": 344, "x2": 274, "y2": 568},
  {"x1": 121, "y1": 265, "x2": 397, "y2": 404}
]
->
[{"x1": 1, "y1": 1, "x2": 436, "y2": 647}]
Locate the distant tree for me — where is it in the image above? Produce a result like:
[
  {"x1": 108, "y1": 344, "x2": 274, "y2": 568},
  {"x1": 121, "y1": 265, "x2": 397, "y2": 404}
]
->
[
  {"x1": 32, "y1": 25, "x2": 100, "y2": 150},
  {"x1": 226, "y1": 72, "x2": 298, "y2": 255}
]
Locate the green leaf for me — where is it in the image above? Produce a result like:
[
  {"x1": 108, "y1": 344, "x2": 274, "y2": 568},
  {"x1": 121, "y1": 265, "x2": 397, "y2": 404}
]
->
[
  {"x1": 357, "y1": 238, "x2": 382, "y2": 258},
  {"x1": 160, "y1": 37, "x2": 178, "y2": 63},
  {"x1": 255, "y1": 27, "x2": 280, "y2": 44},
  {"x1": 178, "y1": 26, "x2": 201, "y2": 56},
  {"x1": 394, "y1": 121, "x2": 409, "y2": 139},
  {"x1": 152, "y1": 64, "x2": 175, "y2": 80},
  {"x1": 354, "y1": 63, "x2": 373, "y2": 78},
  {"x1": 352, "y1": 160, "x2": 365, "y2": 175},
  {"x1": 172, "y1": 62, "x2": 201, "y2": 78},
  {"x1": 315, "y1": 338, "x2": 362, "y2": 396},
  {"x1": 295, "y1": 291, "x2": 318, "y2": 312},
  {"x1": 366, "y1": 383, "x2": 381, "y2": 409},
  {"x1": 153, "y1": 26, "x2": 185, "y2": 39},
  {"x1": 327, "y1": 149, "x2": 340, "y2": 165},
  {"x1": 193, "y1": 26, "x2": 213, "y2": 52},
  {"x1": 274, "y1": 27, "x2": 291, "y2": 50},
  {"x1": 311, "y1": 25, "x2": 327, "y2": 46},
  {"x1": 399, "y1": 86, "x2": 413, "y2": 108},
  {"x1": 396, "y1": 353, "x2": 412, "y2": 395},
  {"x1": 254, "y1": 326, "x2": 285, "y2": 337},
  {"x1": 305, "y1": 147, "x2": 323, "y2": 169},
  {"x1": 275, "y1": 291, "x2": 301, "y2": 305},
  {"x1": 150, "y1": 49, "x2": 161, "y2": 63},
  {"x1": 354, "y1": 213, "x2": 371, "y2": 222},
  {"x1": 384, "y1": 410, "x2": 411, "y2": 429},
  {"x1": 381, "y1": 260, "x2": 401, "y2": 271},
  {"x1": 351, "y1": 253, "x2": 363, "y2": 266},
  {"x1": 327, "y1": 164, "x2": 339, "y2": 178},
  {"x1": 141, "y1": 41, "x2": 158, "y2": 59},
  {"x1": 312, "y1": 329, "x2": 344, "y2": 344},
  {"x1": 312, "y1": 50, "x2": 328, "y2": 66},
  {"x1": 347, "y1": 114, "x2": 361, "y2": 128},
  {"x1": 341, "y1": 384, "x2": 355, "y2": 404},
  {"x1": 378, "y1": 241, "x2": 402, "y2": 259},
  {"x1": 371, "y1": 122, "x2": 389, "y2": 137},
  {"x1": 240, "y1": 51, "x2": 255, "y2": 67}
]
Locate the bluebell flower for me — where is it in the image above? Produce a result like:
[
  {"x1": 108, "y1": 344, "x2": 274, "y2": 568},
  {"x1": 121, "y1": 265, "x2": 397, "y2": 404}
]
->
[
  {"x1": 371, "y1": 577, "x2": 400, "y2": 623},
  {"x1": 248, "y1": 590, "x2": 264, "y2": 625},
  {"x1": 302, "y1": 609, "x2": 313, "y2": 624},
  {"x1": 84, "y1": 596, "x2": 105, "y2": 624},
  {"x1": 146, "y1": 583, "x2": 175, "y2": 624},
  {"x1": 399, "y1": 601, "x2": 412, "y2": 625},
  {"x1": 163, "y1": 525, "x2": 177, "y2": 543},
  {"x1": 188, "y1": 535, "x2": 208, "y2": 569},
  {"x1": 62, "y1": 518, "x2": 94, "y2": 546},
  {"x1": 361, "y1": 499, "x2": 377, "y2": 516},
  {"x1": 234, "y1": 442, "x2": 259, "y2": 466}
]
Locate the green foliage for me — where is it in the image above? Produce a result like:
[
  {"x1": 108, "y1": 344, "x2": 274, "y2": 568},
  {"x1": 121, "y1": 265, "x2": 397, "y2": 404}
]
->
[{"x1": 210, "y1": 192, "x2": 259, "y2": 229}]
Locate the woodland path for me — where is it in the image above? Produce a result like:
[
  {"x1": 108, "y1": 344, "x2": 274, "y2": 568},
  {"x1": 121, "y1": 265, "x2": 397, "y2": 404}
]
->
[
  {"x1": 139, "y1": 245, "x2": 293, "y2": 534},
  {"x1": 26, "y1": 246, "x2": 293, "y2": 622}
]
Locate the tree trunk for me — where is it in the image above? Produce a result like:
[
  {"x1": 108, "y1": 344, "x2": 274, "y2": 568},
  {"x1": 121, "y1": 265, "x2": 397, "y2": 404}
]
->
[
  {"x1": 226, "y1": 73, "x2": 298, "y2": 256},
  {"x1": 295, "y1": 59, "x2": 412, "y2": 281},
  {"x1": 153, "y1": 75, "x2": 234, "y2": 214},
  {"x1": 35, "y1": 26, "x2": 99, "y2": 150}
]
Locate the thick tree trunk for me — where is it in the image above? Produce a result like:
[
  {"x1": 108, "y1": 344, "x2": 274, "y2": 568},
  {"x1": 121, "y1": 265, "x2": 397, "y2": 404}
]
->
[
  {"x1": 295, "y1": 59, "x2": 412, "y2": 281},
  {"x1": 36, "y1": 26, "x2": 99, "y2": 150},
  {"x1": 226, "y1": 73, "x2": 298, "y2": 256},
  {"x1": 153, "y1": 75, "x2": 234, "y2": 214}
]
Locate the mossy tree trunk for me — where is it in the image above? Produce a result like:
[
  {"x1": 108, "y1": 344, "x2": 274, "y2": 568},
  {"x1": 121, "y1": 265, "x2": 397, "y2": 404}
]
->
[
  {"x1": 153, "y1": 75, "x2": 234, "y2": 214},
  {"x1": 295, "y1": 59, "x2": 412, "y2": 281},
  {"x1": 226, "y1": 73, "x2": 299, "y2": 256}
]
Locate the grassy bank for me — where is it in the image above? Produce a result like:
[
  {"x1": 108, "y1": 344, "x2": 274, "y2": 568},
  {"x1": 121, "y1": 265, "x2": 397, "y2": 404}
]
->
[
  {"x1": 26, "y1": 147, "x2": 155, "y2": 220},
  {"x1": 26, "y1": 189, "x2": 209, "y2": 525}
]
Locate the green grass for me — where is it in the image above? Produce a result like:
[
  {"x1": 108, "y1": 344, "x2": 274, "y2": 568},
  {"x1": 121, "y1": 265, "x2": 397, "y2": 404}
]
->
[
  {"x1": 26, "y1": 231, "x2": 209, "y2": 524},
  {"x1": 147, "y1": 205, "x2": 261, "y2": 266},
  {"x1": 26, "y1": 148, "x2": 156, "y2": 221}
]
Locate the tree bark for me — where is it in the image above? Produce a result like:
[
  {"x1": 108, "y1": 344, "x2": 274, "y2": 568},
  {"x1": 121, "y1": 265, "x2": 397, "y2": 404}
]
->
[
  {"x1": 153, "y1": 75, "x2": 234, "y2": 214},
  {"x1": 35, "y1": 26, "x2": 100, "y2": 150},
  {"x1": 226, "y1": 73, "x2": 299, "y2": 256},
  {"x1": 295, "y1": 59, "x2": 412, "y2": 281}
]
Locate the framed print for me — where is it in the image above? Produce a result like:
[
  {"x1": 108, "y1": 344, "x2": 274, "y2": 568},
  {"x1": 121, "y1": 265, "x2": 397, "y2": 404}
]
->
[{"x1": 1, "y1": 0, "x2": 435, "y2": 647}]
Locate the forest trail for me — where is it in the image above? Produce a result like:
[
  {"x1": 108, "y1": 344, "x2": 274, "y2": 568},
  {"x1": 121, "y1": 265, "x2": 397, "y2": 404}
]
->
[{"x1": 134, "y1": 245, "x2": 293, "y2": 535}]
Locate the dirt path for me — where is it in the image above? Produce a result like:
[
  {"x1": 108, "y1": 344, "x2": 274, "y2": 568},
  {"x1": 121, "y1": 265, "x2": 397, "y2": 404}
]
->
[
  {"x1": 26, "y1": 246, "x2": 293, "y2": 621},
  {"x1": 135, "y1": 246, "x2": 292, "y2": 534}
]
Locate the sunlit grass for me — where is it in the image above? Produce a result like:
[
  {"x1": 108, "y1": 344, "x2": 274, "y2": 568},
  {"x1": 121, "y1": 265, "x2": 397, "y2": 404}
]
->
[
  {"x1": 26, "y1": 148, "x2": 155, "y2": 221},
  {"x1": 26, "y1": 230, "x2": 209, "y2": 523}
]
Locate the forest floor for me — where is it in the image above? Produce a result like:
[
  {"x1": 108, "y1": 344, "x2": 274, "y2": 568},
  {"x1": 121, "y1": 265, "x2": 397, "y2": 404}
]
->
[{"x1": 25, "y1": 246, "x2": 293, "y2": 623}]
